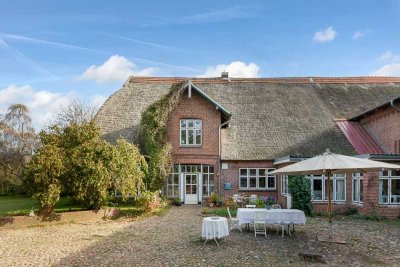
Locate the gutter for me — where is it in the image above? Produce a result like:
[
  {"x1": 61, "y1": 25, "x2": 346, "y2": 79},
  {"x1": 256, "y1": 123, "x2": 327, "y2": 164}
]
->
[
  {"x1": 390, "y1": 99, "x2": 400, "y2": 113},
  {"x1": 218, "y1": 119, "x2": 231, "y2": 195}
]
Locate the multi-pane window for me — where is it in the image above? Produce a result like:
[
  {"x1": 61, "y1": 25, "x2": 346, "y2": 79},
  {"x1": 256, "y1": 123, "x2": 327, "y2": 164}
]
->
[
  {"x1": 281, "y1": 175, "x2": 289, "y2": 195},
  {"x1": 310, "y1": 174, "x2": 346, "y2": 201},
  {"x1": 180, "y1": 119, "x2": 202, "y2": 146},
  {"x1": 239, "y1": 168, "x2": 276, "y2": 190},
  {"x1": 167, "y1": 165, "x2": 180, "y2": 197},
  {"x1": 202, "y1": 165, "x2": 215, "y2": 196},
  {"x1": 352, "y1": 173, "x2": 363, "y2": 203},
  {"x1": 379, "y1": 170, "x2": 400, "y2": 205}
]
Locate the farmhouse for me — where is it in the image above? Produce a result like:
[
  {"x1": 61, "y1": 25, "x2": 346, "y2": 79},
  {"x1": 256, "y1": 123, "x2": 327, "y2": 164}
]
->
[{"x1": 95, "y1": 74, "x2": 400, "y2": 218}]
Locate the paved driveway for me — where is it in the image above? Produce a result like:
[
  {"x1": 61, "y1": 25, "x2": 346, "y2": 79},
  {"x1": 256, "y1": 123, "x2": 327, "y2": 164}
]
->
[{"x1": 0, "y1": 205, "x2": 399, "y2": 266}]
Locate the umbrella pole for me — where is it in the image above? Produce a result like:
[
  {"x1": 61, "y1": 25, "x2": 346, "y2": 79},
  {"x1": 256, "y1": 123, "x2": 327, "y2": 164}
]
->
[{"x1": 327, "y1": 170, "x2": 333, "y2": 239}]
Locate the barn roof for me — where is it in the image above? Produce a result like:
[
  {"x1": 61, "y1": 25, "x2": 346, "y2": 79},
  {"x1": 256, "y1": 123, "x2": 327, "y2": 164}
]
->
[{"x1": 95, "y1": 76, "x2": 400, "y2": 160}]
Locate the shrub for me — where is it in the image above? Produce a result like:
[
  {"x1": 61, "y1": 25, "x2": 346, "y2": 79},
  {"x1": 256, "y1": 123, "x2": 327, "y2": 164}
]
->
[
  {"x1": 210, "y1": 192, "x2": 221, "y2": 204},
  {"x1": 136, "y1": 191, "x2": 163, "y2": 212},
  {"x1": 288, "y1": 175, "x2": 313, "y2": 216}
]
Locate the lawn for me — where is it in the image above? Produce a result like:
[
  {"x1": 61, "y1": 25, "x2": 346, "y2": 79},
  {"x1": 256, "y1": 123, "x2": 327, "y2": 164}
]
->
[
  {"x1": 0, "y1": 196, "x2": 146, "y2": 216},
  {"x1": 0, "y1": 196, "x2": 83, "y2": 216}
]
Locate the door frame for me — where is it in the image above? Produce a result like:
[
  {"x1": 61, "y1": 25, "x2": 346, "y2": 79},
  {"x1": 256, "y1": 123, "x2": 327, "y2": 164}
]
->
[{"x1": 184, "y1": 173, "x2": 199, "y2": 204}]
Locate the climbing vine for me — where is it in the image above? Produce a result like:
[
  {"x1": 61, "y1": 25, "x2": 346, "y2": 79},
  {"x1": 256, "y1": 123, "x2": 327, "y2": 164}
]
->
[{"x1": 140, "y1": 82, "x2": 186, "y2": 191}]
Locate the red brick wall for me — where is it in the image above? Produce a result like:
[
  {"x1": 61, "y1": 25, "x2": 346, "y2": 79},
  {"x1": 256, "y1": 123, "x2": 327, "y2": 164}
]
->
[
  {"x1": 220, "y1": 160, "x2": 279, "y2": 203},
  {"x1": 360, "y1": 107, "x2": 400, "y2": 153},
  {"x1": 167, "y1": 89, "x2": 221, "y2": 190}
]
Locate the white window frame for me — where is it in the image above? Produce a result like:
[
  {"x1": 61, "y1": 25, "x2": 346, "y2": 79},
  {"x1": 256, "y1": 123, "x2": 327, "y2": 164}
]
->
[
  {"x1": 202, "y1": 165, "x2": 215, "y2": 197},
  {"x1": 167, "y1": 165, "x2": 180, "y2": 197},
  {"x1": 352, "y1": 173, "x2": 363, "y2": 204},
  {"x1": 179, "y1": 119, "x2": 202, "y2": 146},
  {"x1": 239, "y1": 168, "x2": 276, "y2": 190},
  {"x1": 379, "y1": 170, "x2": 400, "y2": 205},
  {"x1": 309, "y1": 174, "x2": 346, "y2": 202},
  {"x1": 281, "y1": 175, "x2": 289, "y2": 196}
]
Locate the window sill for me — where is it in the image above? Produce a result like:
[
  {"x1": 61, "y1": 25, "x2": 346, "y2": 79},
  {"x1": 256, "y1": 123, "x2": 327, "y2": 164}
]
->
[
  {"x1": 239, "y1": 188, "x2": 277, "y2": 192},
  {"x1": 379, "y1": 204, "x2": 400, "y2": 207},
  {"x1": 312, "y1": 200, "x2": 347, "y2": 204},
  {"x1": 179, "y1": 145, "x2": 202, "y2": 148}
]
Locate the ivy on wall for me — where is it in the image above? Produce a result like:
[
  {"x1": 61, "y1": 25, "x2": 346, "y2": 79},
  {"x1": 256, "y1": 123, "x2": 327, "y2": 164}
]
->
[{"x1": 140, "y1": 82, "x2": 186, "y2": 190}]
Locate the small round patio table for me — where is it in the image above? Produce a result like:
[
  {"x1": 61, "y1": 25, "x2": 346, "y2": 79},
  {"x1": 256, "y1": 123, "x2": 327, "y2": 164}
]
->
[{"x1": 201, "y1": 217, "x2": 229, "y2": 246}]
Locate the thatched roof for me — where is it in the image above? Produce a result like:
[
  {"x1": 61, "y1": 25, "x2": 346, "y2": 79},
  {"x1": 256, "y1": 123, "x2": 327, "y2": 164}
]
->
[{"x1": 95, "y1": 76, "x2": 400, "y2": 160}]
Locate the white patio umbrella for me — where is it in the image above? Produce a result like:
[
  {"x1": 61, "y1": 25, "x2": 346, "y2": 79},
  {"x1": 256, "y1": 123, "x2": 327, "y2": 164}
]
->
[{"x1": 270, "y1": 149, "x2": 400, "y2": 240}]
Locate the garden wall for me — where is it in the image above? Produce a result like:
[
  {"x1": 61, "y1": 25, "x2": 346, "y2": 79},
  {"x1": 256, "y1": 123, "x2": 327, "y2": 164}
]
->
[{"x1": 0, "y1": 208, "x2": 119, "y2": 230}]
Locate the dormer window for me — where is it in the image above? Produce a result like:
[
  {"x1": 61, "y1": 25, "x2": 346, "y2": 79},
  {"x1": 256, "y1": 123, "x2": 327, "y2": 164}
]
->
[{"x1": 180, "y1": 119, "x2": 202, "y2": 146}]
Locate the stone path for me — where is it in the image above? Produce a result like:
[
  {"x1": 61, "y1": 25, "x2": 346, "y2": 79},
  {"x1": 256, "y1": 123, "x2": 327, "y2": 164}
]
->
[{"x1": 0, "y1": 206, "x2": 399, "y2": 266}]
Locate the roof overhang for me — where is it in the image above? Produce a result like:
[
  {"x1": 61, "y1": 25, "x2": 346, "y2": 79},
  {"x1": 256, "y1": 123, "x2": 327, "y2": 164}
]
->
[
  {"x1": 273, "y1": 155, "x2": 310, "y2": 165},
  {"x1": 355, "y1": 154, "x2": 400, "y2": 162},
  {"x1": 184, "y1": 80, "x2": 231, "y2": 124},
  {"x1": 350, "y1": 96, "x2": 400, "y2": 121}
]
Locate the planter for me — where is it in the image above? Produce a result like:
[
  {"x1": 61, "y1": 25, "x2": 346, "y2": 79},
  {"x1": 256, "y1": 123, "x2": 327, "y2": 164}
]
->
[
  {"x1": 175, "y1": 202, "x2": 182, "y2": 206},
  {"x1": 209, "y1": 203, "x2": 214, "y2": 208}
]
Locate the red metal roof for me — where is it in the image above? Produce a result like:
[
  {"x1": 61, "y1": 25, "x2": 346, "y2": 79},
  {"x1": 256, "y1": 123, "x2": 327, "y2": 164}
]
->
[{"x1": 336, "y1": 120, "x2": 384, "y2": 154}]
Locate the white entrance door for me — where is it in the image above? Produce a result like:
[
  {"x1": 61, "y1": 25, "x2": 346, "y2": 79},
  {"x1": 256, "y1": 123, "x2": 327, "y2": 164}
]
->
[{"x1": 184, "y1": 174, "x2": 198, "y2": 204}]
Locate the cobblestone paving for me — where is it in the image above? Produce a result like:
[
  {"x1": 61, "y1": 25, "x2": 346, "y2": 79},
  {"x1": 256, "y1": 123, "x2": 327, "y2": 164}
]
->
[{"x1": 0, "y1": 206, "x2": 399, "y2": 267}]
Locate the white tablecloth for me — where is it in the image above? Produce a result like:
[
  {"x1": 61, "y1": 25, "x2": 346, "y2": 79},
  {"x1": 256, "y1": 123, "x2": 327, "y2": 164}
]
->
[
  {"x1": 237, "y1": 208, "x2": 307, "y2": 226},
  {"x1": 202, "y1": 217, "x2": 229, "y2": 240}
]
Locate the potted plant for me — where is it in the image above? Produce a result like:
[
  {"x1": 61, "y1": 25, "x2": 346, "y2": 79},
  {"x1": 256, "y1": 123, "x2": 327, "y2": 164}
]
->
[
  {"x1": 210, "y1": 192, "x2": 220, "y2": 207},
  {"x1": 262, "y1": 196, "x2": 277, "y2": 209},
  {"x1": 174, "y1": 197, "x2": 182, "y2": 206}
]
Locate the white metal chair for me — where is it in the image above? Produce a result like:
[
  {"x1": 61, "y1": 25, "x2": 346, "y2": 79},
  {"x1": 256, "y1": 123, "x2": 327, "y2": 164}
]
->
[
  {"x1": 277, "y1": 212, "x2": 293, "y2": 238},
  {"x1": 253, "y1": 210, "x2": 267, "y2": 238},
  {"x1": 249, "y1": 194, "x2": 258, "y2": 204},
  {"x1": 232, "y1": 194, "x2": 243, "y2": 207},
  {"x1": 227, "y1": 207, "x2": 242, "y2": 232},
  {"x1": 245, "y1": 205, "x2": 256, "y2": 209}
]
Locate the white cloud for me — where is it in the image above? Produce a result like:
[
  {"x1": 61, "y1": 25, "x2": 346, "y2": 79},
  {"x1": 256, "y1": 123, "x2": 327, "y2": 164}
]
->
[
  {"x1": 90, "y1": 94, "x2": 107, "y2": 109},
  {"x1": 371, "y1": 64, "x2": 400, "y2": 76},
  {"x1": 200, "y1": 61, "x2": 260, "y2": 78},
  {"x1": 79, "y1": 55, "x2": 158, "y2": 84},
  {"x1": 313, "y1": 27, "x2": 337, "y2": 43},
  {"x1": 0, "y1": 84, "x2": 75, "y2": 129},
  {"x1": 379, "y1": 51, "x2": 400, "y2": 62},
  {"x1": 0, "y1": 84, "x2": 32, "y2": 104},
  {"x1": 352, "y1": 31, "x2": 364, "y2": 39}
]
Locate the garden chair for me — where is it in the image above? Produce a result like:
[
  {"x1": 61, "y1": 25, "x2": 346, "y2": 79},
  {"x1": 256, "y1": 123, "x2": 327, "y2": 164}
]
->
[
  {"x1": 245, "y1": 205, "x2": 256, "y2": 208},
  {"x1": 249, "y1": 194, "x2": 258, "y2": 204},
  {"x1": 277, "y1": 212, "x2": 293, "y2": 238},
  {"x1": 232, "y1": 194, "x2": 243, "y2": 208},
  {"x1": 227, "y1": 207, "x2": 242, "y2": 232},
  {"x1": 253, "y1": 210, "x2": 267, "y2": 238}
]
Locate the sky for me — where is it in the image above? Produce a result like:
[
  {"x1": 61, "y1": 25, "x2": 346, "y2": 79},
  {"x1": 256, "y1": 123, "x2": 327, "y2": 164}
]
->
[{"x1": 1, "y1": 0, "x2": 400, "y2": 129}]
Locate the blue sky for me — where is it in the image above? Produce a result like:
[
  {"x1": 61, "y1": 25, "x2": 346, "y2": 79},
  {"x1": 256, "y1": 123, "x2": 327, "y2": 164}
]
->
[{"x1": 1, "y1": 0, "x2": 400, "y2": 129}]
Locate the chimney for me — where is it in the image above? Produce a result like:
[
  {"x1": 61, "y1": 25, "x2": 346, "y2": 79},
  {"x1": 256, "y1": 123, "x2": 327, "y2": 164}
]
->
[{"x1": 221, "y1": 71, "x2": 229, "y2": 79}]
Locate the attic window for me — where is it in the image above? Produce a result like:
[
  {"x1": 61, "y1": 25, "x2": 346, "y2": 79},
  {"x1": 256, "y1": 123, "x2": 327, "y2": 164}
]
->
[{"x1": 180, "y1": 119, "x2": 202, "y2": 146}]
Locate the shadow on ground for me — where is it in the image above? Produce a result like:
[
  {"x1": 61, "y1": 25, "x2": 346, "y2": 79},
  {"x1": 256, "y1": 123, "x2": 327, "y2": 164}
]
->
[{"x1": 55, "y1": 206, "x2": 399, "y2": 267}]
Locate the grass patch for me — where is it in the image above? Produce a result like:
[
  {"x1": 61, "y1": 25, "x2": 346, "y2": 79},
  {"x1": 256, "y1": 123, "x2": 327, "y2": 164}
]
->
[
  {"x1": 202, "y1": 207, "x2": 236, "y2": 217},
  {"x1": 0, "y1": 196, "x2": 83, "y2": 216}
]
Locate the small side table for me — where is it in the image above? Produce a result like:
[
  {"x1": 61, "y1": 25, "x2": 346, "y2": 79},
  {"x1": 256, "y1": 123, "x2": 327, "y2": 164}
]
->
[{"x1": 201, "y1": 217, "x2": 229, "y2": 246}]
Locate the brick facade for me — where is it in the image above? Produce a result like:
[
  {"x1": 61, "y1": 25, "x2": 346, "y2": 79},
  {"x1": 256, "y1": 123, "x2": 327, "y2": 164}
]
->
[
  {"x1": 163, "y1": 85, "x2": 399, "y2": 217},
  {"x1": 220, "y1": 160, "x2": 278, "y2": 200},
  {"x1": 360, "y1": 107, "x2": 400, "y2": 153}
]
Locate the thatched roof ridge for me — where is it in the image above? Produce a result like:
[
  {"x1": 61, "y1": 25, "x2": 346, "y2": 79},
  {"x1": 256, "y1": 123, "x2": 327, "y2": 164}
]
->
[
  {"x1": 126, "y1": 76, "x2": 400, "y2": 84},
  {"x1": 95, "y1": 77, "x2": 400, "y2": 160}
]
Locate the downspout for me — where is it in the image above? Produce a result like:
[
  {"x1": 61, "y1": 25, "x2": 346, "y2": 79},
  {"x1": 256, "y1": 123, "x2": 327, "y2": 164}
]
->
[
  {"x1": 390, "y1": 99, "x2": 400, "y2": 113},
  {"x1": 218, "y1": 119, "x2": 231, "y2": 195}
]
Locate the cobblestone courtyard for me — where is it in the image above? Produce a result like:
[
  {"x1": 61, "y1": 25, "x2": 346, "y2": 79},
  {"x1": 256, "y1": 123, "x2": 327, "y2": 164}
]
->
[{"x1": 1, "y1": 206, "x2": 399, "y2": 266}]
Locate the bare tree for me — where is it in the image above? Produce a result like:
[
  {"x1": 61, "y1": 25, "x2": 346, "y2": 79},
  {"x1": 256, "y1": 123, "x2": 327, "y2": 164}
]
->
[
  {"x1": 53, "y1": 99, "x2": 98, "y2": 128},
  {"x1": 0, "y1": 104, "x2": 37, "y2": 193}
]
